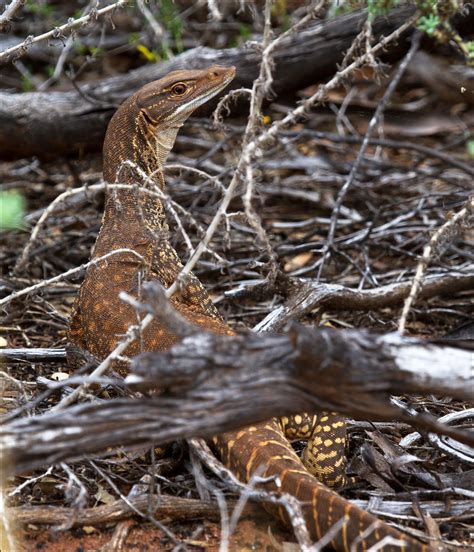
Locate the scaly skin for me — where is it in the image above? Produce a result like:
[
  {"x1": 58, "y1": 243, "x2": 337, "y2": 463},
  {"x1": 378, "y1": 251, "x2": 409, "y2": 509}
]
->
[{"x1": 68, "y1": 66, "x2": 427, "y2": 551}]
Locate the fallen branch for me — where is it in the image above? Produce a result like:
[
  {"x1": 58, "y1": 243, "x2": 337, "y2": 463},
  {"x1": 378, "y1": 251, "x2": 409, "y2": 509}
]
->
[
  {"x1": 2, "y1": 324, "x2": 472, "y2": 475},
  {"x1": 12, "y1": 496, "x2": 469, "y2": 527}
]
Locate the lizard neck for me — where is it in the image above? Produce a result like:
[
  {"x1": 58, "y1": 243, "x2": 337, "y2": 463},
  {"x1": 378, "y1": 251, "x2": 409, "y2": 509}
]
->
[{"x1": 100, "y1": 102, "x2": 182, "y2": 242}]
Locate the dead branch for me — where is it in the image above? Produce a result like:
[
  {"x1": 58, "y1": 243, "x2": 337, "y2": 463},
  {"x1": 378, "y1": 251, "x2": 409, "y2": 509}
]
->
[
  {"x1": 254, "y1": 268, "x2": 474, "y2": 332},
  {"x1": 1, "y1": 324, "x2": 472, "y2": 475},
  {"x1": 0, "y1": 5, "x2": 417, "y2": 157}
]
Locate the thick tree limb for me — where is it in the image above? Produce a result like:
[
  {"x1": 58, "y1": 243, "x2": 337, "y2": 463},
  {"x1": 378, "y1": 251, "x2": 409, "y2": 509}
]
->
[
  {"x1": 0, "y1": 6, "x2": 416, "y2": 158},
  {"x1": 1, "y1": 325, "x2": 472, "y2": 475}
]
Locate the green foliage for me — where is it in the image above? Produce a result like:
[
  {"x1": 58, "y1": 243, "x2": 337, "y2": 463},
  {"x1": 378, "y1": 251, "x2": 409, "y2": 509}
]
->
[
  {"x1": 238, "y1": 23, "x2": 252, "y2": 42},
  {"x1": 74, "y1": 40, "x2": 88, "y2": 55},
  {"x1": 0, "y1": 191, "x2": 26, "y2": 231},
  {"x1": 417, "y1": 13, "x2": 440, "y2": 35},
  {"x1": 128, "y1": 32, "x2": 141, "y2": 46},
  {"x1": 466, "y1": 41, "x2": 474, "y2": 64},
  {"x1": 89, "y1": 46, "x2": 105, "y2": 57}
]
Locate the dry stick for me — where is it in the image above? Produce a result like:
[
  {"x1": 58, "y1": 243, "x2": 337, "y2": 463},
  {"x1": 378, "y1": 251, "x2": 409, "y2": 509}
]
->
[
  {"x1": 37, "y1": 34, "x2": 75, "y2": 91},
  {"x1": 0, "y1": 0, "x2": 24, "y2": 30},
  {"x1": 0, "y1": 248, "x2": 145, "y2": 309},
  {"x1": 197, "y1": 4, "x2": 323, "y2": 547},
  {"x1": 51, "y1": 12, "x2": 417, "y2": 412},
  {"x1": 316, "y1": 30, "x2": 422, "y2": 282},
  {"x1": 0, "y1": 0, "x2": 130, "y2": 63},
  {"x1": 136, "y1": 0, "x2": 166, "y2": 44},
  {"x1": 398, "y1": 196, "x2": 474, "y2": 334},
  {"x1": 9, "y1": 495, "x2": 224, "y2": 526}
]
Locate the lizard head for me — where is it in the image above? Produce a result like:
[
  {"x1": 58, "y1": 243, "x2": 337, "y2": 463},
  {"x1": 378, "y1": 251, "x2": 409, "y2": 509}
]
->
[
  {"x1": 136, "y1": 65, "x2": 236, "y2": 129},
  {"x1": 103, "y1": 65, "x2": 235, "y2": 182}
]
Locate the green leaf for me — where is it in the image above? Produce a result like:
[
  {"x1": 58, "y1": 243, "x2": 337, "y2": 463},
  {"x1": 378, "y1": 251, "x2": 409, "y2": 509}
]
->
[{"x1": 0, "y1": 191, "x2": 26, "y2": 230}]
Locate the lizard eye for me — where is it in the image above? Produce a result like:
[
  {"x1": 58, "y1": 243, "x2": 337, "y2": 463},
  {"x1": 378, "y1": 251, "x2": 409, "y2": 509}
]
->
[{"x1": 171, "y1": 83, "x2": 188, "y2": 96}]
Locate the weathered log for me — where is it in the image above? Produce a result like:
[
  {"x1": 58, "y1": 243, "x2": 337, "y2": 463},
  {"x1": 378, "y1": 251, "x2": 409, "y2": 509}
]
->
[
  {"x1": 0, "y1": 6, "x2": 417, "y2": 158},
  {"x1": 1, "y1": 325, "x2": 472, "y2": 475}
]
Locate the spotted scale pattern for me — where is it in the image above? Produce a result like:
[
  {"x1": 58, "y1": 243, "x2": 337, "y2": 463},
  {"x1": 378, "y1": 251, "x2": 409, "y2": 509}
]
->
[{"x1": 280, "y1": 412, "x2": 349, "y2": 489}]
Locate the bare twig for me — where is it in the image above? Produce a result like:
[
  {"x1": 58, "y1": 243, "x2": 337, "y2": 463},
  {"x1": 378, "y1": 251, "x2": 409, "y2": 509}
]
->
[
  {"x1": 137, "y1": 0, "x2": 166, "y2": 44},
  {"x1": 207, "y1": 0, "x2": 222, "y2": 21}
]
